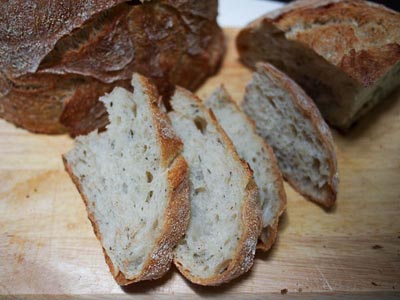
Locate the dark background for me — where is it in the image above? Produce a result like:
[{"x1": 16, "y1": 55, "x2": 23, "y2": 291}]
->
[{"x1": 272, "y1": 0, "x2": 400, "y2": 11}]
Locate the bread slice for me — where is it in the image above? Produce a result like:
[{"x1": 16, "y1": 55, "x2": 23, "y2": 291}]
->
[
  {"x1": 205, "y1": 86, "x2": 286, "y2": 251},
  {"x1": 242, "y1": 62, "x2": 338, "y2": 208},
  {"x1": 62, "y1": 74, "x2": 190, "y2": 285},
  {"x1": 169, "y1": 87, "x2": 261, "y2": 286}
]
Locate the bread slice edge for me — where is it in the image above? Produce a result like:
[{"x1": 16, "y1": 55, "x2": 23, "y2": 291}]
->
[
  {"x1": 62, "y1": 74, "x2": 190, "y2": 285},
  {"x1": 171, "y1": 87, "x2": 262, "y2": 286},
  {"x1": 206, "y1": 85, "x2": 286, "y2": 251},
  {"x1": 249, "y1": 62, "x2": 338, "y2": 208}
]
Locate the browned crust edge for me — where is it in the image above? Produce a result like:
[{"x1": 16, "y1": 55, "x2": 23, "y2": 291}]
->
[
  {"x1": 63, "y1": 154, "x2": 189, "y2": 285},
  {"x1": 208, "y1": 85, "x2": 287, "y2": 251},
  {"x1": 254, "y1": 62, "x2": 338, "y2": 208},
  {"x1": 62, "y1": 73, "x2": 190, "y2": 285},
  {"x1": 236, "y1": 0, "x2": 400, "y2": 89},
  {"x1": 115, "y1": 155, "x2": 190, "y2": 285},
  {"x1": 172, "y1": 87, "x2": 262, "y2": 286}
]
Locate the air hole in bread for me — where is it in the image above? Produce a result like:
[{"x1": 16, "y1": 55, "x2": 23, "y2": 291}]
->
[
  {"x1": 312, "y1": 158, "x2": 320, "y2": 172},
  {"x1": 135, "y1": 255, "x2": 144, "y2": 267},
  {"x1": 216, "y1": 259, "x2": 232, "y2": 274},
  {"x1": 146, "y1": 190, "x2": 154, "y2": 203},
  {"x1": 116, "y1": 116, "x2": 122, "y2": 125},
  {"x1": 122, "y1": 182, "x2": 128, "y2": 194},
  {"x1": 146, "y1": 171, "x2": 153, "y2": 183},
  {"x1": 152, "y1": 219, "x2": 158, "y2": 230},
  {"x1": 143, "y1": 145, "x2": 148, "y2": 153},
  {"x1": 304, "y1": 133, "x2": 313, "y2": 144},
  {"x1": 194, "y1": 187, "x2": 206, "y2": 195},
  {"x1": 268, "y1": 99, "x2": 277, "y2": 109},
  {"x1": 131, "y1": 104, "x2": 137, "y2": 117},
  {"x1": 289, "y1": 124, "x2": 298, "y2": 136},
  {"x1": 193, "y1": 116, "x2": 207, "y2": 134},
  {"x1": 215, "y1": 214, "x2": 220, "y2": 222}
]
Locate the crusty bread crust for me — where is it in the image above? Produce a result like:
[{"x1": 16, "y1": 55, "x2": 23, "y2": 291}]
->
[
  {"x1": 0, "y1": 0, "x2": 224, "y2": 135},
  {"x1": 253, "y1": 63, "x2": 338, "y2": 208},
  {"x1": 237, "y1": 0, "x2": 400, "y2": 88},
  {"x1": 211, "y1": 85, "x2": 286, "y2": 251},
  {"x1": 63, "y1": 74, "x2": 190, "y2": 285},
  {"x1": 172, "y1": 87, "x2": 262, "y2": 286},
  {"x1": 237, "y1": 0, "x2": 400, "y2": 130}
]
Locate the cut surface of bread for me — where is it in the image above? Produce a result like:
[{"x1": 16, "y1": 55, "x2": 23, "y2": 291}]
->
[
  {"x1": 63, "y1": 74, "x2": 190, "y2": 285},
  {"x1": 206, "y1": 86, "x2": 286, "y2": 251},
  {"x1": 242, "y1": 63, "x2": 338, "y2": 208},
  {"x1": 169, "y1": 87, "x2": 261, "y2": 285}
]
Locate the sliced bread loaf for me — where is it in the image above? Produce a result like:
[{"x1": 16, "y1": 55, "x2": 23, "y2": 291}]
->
[
  {"x1": 169, "y1": 87, "x2": 261, "y2": 285},
  {"x1": 205, "y1": 86, "x2": 286, "y2": 251},
  {"x1": 242, "y1": 62, "x2": 338, "y2": 208},
  {"x1": 236, "y1": 0, "x2": 400, "y2": 130},
  {"x1": 63, "y1": 74, "x2": 190, "y2": 285}
]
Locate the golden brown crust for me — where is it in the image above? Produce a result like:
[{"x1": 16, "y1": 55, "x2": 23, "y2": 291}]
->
[
  {"x1": 338, "y1": 44, "x2": 400, "y2": 87},
  {"x1": 147, "y1": 82, "x2": 184, "y2": 169},
  {"x1": 0, "y1": 74, "x2": 113, "y2": 133},
  {"x1": 212, "y1": 85, "x2": 286, "y2": 251},
  {"x1": 172, "y1": 87, "x2": 262, "y2": 286},
  {"x1": 237, "y1": 0, "x2": 400, "y2": 88},
  {"x1": 256, "y1": 62, "x2": 338, "y2": 208},
  {"x1": 0, "y1": 0, "x2": 125, "y2": 77},
  {"x1": 0, "y1": 0, "x2": 224, "y2": 135}
]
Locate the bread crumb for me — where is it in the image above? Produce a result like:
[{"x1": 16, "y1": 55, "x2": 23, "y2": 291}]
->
[
  {"x1": 372, "y1": 244, "x2": 383, "y2": 249},
  {"x1": 371, "y1": 282, "x2": 379, "y2": 286},
  {"x1": 281, "y1": 288, "x2": 288, "y2": 295}
]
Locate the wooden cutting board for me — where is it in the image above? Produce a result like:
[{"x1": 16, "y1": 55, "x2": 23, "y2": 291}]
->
[{"x1": 1, "y1": 28, "x2": 399, "y2": 300}]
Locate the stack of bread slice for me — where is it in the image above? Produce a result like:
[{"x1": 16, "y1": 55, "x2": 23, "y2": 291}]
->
[{"x1": 64, "y1": 68, "x2": 338, "y2": 285}]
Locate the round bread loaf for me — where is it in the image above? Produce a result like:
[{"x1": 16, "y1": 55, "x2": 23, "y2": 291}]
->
[{"x1": 0, "y1": 0, "x2": 224, "y2": 135}]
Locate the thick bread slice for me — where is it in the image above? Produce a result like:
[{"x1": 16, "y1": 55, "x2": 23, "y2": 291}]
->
[
  {"x1": 169, "y1": 87, "x2": 261, "y2": 286},
  {"x1": 242, "y1": 63, "x2": 338, "y2": 208},
  {"x1": 63, "y1": 74, "x2": 190, "y2": 285},
  {"x1": 205, "y1": 86, "x2": 286, "y2": 251}
]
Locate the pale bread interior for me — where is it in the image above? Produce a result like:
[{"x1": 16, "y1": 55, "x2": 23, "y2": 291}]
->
[
  {"x1": 170, "y1": 89, "x2": 252, "y2": 279},
  {"x1": 242, "y1": 66, "x2": 334, "y2": 203},
  {"x1": 206, "y1": 87, "x2": 284, "y2": 242},
  {"x1": 64, "y1": 76, "x2": 170, "y2": 279}
]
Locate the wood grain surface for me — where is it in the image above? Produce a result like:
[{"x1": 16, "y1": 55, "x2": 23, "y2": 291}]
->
[{"x1": 0, "y1": 28, "x2": 399, "y2": 300}]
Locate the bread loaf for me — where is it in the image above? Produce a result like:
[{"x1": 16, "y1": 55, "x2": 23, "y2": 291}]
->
[
  {"x1": 243, "y1": 63, "x2": 338, "y2": 208},
  {"x1": 205, "y1": 86, "x2": 286, "y2": 251},
  {"x1": 0, "y1": 0, "x2": 224, "y2": 135},
  {"x1": 237, "y1": 0, "x2": 400, "y2": 130},
  {"x1": 63, "y1": 74, "x2": 190, "y2": 285},
  {"x1": 169, "y1": 87, "x2": 261, "y2": 285}
]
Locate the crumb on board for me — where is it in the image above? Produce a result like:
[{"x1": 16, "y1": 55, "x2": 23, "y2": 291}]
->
[
  {"x1": 372, "y1": 245, "x2": 383, "y2": 249},
  {"x1": 281, "y1": 288, "x2": 288, "y2": 295},
  {"x1": 371, "y1": 282, "x2": 380, "y2": 286}
]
